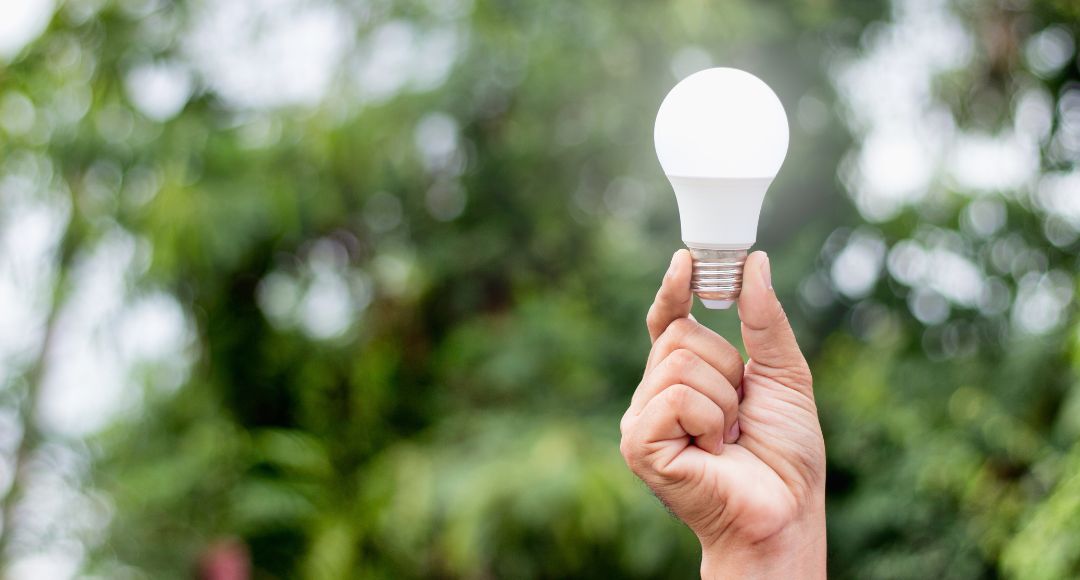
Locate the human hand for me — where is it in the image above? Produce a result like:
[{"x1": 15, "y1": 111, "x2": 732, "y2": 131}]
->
[{"x1": 619, "y1": 250, "x2": 826, "y2": 579}]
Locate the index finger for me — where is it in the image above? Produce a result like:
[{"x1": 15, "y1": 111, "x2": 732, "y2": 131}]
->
[
  {"x1": 645, "y1": 317, "x2": 744, "y2": 389},
  {"x1": 646, "y1": 249, "x2": 693, "y2": 342}
]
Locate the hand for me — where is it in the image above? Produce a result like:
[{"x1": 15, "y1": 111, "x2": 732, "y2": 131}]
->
[{"x1": 619, "y1": 250, "x2": 826, "y2": 579}]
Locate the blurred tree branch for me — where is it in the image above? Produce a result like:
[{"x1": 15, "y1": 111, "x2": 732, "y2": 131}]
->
[{"x1": 0, "y1": 205, "x2": 76, "y2": 568}]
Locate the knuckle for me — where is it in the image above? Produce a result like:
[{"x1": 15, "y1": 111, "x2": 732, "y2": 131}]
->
[
  {"x1": 663, "y1": 383, "x2": 692, "y2": 407},
  {"x1": 618, "y1": 413, "x2": 642, "y2": 467},
  {"x1": 619, "y1": 410, "x2": 633, "y2": 438},
  {"x1": 645, "y1": 311, "x2": 661, "y2": 334},
  {"x1": 722, "y1": 406, "x2": 737, "y2": 430},
  {"x1": 667, "y1": 348, "x2": 699, "y2": 370},
  {"x1": 731, "y1": 361, "x2": 747, "y2": 387},
  {"x1": 619, "y1": 436, "x2": 646, "y2": 474},
  {"x1": 718, "y1": 385, "x2": 738, "y2": 411},
  {"x1": 720, "y1": 350, "x2": 746, "y2": 378},
  {"x1": 667, "y1": 316, "x2": 697, "y2": 339},
  {"x1": 651, "y1": 330, "x2": 672, "y2": 353},
  {"x1": 654, "y1": 317, "x2": 697, "y2": 353}
]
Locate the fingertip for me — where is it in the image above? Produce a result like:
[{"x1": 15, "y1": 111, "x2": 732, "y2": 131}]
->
[
  {"x1": 664, "y1": 250, "x2": 679, "y2": 279},
  {"x1": 725, "y1": 419, "x2": 740, "y2": 444},
  {"x1": 648, "y1": 249, "x2": 694, "y2": 341},
  {"x1": 673, "y1": 250, "x2": 693, "y2": 294},
  {"x1": 744, "y1": 251, "x2": 770, "y2": 289},
  {"x1": 664, "y1": 249, "x2": 692, "y2": 285},
  {"x1": 676, "y1": 248, "x2": 692, "y2": 267},
  {"x1": 657, "y1": 249, "x2": 693, "y2": 305},
  {"x1": 737, "y1": 251, "x2": 780, "y2": 331},
  {"x1": 697, "y1": 433, "x2": 723, "y2": 455}
]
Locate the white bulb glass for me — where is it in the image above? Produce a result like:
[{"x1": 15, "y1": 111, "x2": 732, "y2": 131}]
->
[{"x1": 654, "y1": 67, "x2": 789, "y2": 309}]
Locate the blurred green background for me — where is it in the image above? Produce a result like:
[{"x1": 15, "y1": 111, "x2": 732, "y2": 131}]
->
[{"x1": 0, "y1": 0, "x2": 1078, "y2": 578}]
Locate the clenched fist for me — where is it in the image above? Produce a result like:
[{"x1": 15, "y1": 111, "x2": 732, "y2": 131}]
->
[{"x1": 620, "y1": 250, "x2": 826, "y2": 579}]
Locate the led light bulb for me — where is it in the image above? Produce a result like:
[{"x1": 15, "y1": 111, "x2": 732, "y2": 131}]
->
[{"x1": 654, "y1": 67, "x2": 789, "y2": 309}]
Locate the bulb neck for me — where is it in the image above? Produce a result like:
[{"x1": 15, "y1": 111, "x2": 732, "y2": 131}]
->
[{"x1": 688, "y1": 246, "x2": 748, "y2": 309}]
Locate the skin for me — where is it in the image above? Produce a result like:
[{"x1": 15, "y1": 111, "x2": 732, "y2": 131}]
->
[{"x1": 619, "y1": 250, "x2": 826, "y2": 579}]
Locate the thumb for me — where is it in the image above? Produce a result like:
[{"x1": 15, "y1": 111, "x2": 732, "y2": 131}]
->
[{"x1": 737, "y1": 252, "x2": 810, "y2": 384}]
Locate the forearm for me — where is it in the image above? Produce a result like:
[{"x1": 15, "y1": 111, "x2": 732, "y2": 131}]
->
[{"x1": 699, "y1": 508, "x2": 826, "y2": 580}]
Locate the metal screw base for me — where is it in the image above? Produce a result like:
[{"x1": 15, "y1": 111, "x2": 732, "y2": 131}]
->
[{"x1": 688, "y1": 247, "x2": 748, "y2": 307}]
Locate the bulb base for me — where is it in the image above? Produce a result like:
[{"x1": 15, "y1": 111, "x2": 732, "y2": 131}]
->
[{"x1": 688, "y1": 247, "x2": 748, "y2": 309}]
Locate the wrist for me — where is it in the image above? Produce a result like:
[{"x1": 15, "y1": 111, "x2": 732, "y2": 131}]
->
[{"x1": 699, "y1": 505, "x2": 826, "y2": 580}]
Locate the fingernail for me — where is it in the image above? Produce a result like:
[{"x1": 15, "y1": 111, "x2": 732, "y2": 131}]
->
[
  {"x1": 666, "y1": 251, "x2": 679, "y2": 277},
  {"x1": 726, "y1": 420, "x2": 740, "y2": 442},
  {"x1": 761, "y1": 253, "x2": 772, "y2": 290}
]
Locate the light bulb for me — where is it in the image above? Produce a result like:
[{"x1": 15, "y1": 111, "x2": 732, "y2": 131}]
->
[{"x1": 654, "y1": 67, "x2": 789, "y2": 309}]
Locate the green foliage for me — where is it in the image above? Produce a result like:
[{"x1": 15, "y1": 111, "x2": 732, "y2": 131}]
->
[{"x1": 2, "y1": 0, "x2": 1079, "y2": 578}]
